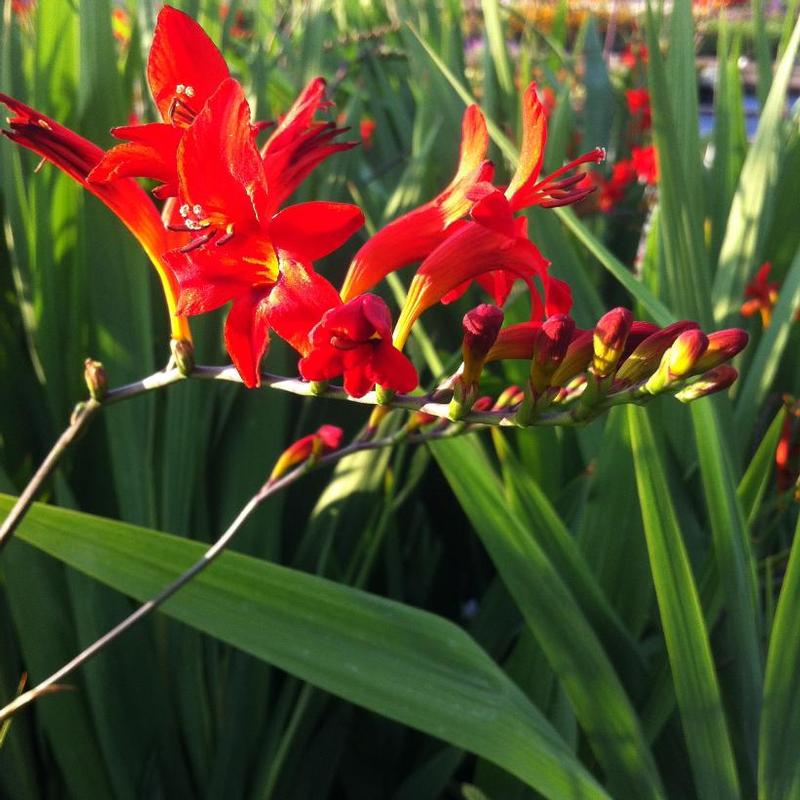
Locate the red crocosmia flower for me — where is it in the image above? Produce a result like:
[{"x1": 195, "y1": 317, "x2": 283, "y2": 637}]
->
[
  {"x1": 163, "y1": 79, "x2": 363, "y2": 387},
  {"x1": 0, "y1": 93, "x2": 191, "y2": 342},
  {"x1": 620, "y1": 43, "x2": 648, "y2": 70},
  {"x1": 360, "y1": 117, "x2": 377, "y2": 149},
  {"x1": 299, "y1": 295, "x2": 418, "y2": 398},
  {"x1": 597, "y1": 160, "x2": 637, "y2": 212},
  {"x1": 89, "y1": 5, "x2": 230, "y2": 198},
  {"x1": 631, "y1": 146, "x2": 658, "y2": 186},
  {"x1": 625, "y1": 88, "x2": 652, "y2": 130},
  {"x1": 741, "y1": 262, "x2": 779, "y2": 328},
  {"x1": 259, "y1": 77, "x2": 357, "y2": 215},
  {"x1": 340, "y1": 104, "x2": 493, "y2": 301},
  {"x1": 391, "y1": 83, "x2": 604, "y2": 347}
]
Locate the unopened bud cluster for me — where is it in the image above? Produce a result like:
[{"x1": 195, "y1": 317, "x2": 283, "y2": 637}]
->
[{"x1": 456, "y1": 307, "x2": 750, "y2": 426}]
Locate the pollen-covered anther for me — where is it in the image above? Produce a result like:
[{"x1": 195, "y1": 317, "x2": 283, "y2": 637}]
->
[
  {"x1": 179, "y1": 203, "x2": 190, "y2": 217},
  {"x1": 192, "y1": 204, "x2": 203, "y2": 216}
]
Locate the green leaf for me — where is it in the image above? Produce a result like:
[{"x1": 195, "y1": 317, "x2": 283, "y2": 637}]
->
[
  {"x1": 627, "y1": 406, "x2": 740, "y2": 800},
  {"x1": 738, "y1": 408, "x2": 784, "y2": 528},
  {"x1": 430, "y1": 436, "x2": 665, "y2": 799},
  {"x1": 759, "y1": 511, "x2": 800, "y2": 799},
  {"x1": 712, "y1": 14, "x2": 800, "y2": 324},
  {"x1": 690, "y1": 399, "x2": 762, "y2": 783},
  {"x1": 645, "y1": 0, "x2": 712, "y2": 326},
  {"x1": 1, "y1": 495, "x2": 608, "y2": 800}
]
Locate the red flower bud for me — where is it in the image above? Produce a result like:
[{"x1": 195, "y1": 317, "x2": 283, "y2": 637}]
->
[
  {"x1": 462, "y1": 304, "x2": 504, "y2": 386},
  {"x1": 592, "y1": 307, "x2": 633, "y2": 377},
  {"x1": 675, "y1": 365, "x2": 738, "y2": 402},
  {"x1": 269, "y1": 424, "x2": 343, "y2": 483},
  {"x1": 693, "y1": 328, "x2": 749, "y2": 373},
  {"x1": 615, "y1": 320, "x2": 701, "y2": 385},
  {"x1": 530, "y1": 314, "x2": 575, "y2": 394},
  {"x1": 667, "y1": 329, "x2": 709, "y2": 378},
  {"x1": 550, "y1": 329, "x2": 593, "y2": 386}
]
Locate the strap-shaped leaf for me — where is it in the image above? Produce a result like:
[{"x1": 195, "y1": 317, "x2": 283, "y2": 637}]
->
[{"x1": 0, "y1": 495, "x2": 608, "y2": 800}]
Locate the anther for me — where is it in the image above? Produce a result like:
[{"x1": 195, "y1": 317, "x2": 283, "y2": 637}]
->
[
  {"x1": 184, "y1": 86, "x2": 195, "y2": 98},
  {"x1": 176, "y1": 83, "x2": 186, "y2": 95},
  {"x1": 192, "y1": 204, "x2": 203, "y2": 216},
  {"x1": 179, "y1": 203, "x2": 190, "y2": 217}
]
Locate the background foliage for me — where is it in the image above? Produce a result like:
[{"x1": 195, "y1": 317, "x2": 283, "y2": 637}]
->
[{"x1": 1, "y1": 0, "x2": 800, "y2": 797}]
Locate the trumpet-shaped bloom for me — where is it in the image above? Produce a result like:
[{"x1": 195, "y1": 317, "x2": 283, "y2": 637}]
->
[
  {"x1": 259, "y1": 77, "x2": 357, "y2": 215},
  {"x1": 741, "y1": 262, "x2": 779, "y2": 328},
  {"x1": 0, "y1": 93, "x2": 191, "y2": 341},
  {"x1": 89, "y1": 5, "x2": 230, "y2": 197},
  {"x1": 340, "y1": 104, "x2": 493, "y2": 301},
  {"x1": 299, "y1": 294, "x2": 418, "y2": 397},
  {"x1": 164, "y1": 78, "x2": 363, "y2": 387}
]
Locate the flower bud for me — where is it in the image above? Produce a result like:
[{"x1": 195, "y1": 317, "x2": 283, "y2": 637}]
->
[
  {"x1": 268, "y1": 425, "x2": 343, "y2": 484},
  {"x1": 462, "y1": 304, "x2": 504, "y2": 381},
  {"x1": 472, "y1": 396, "x2": 494, "y2": 412},
  {"x1": 645, "y1": 329, "x2": 708, "y2": 394},
  {"x1": 667, "y1": 329, "x2": 709, "y2": 378},
  {"x1": 692, "y1": 329, "x2": 749, "y2": 373},
  {"x1": 550, "y1": 329, "x2": 593, "y2": 386},
  {"x1": 405, "y1": 410, "x2": 440, "y2": 433},
  {"x1": 83, "y1": 358, "x2": 107, "y2": 402},
  {"x1": 592, "y1": 307, "x2": 633, "y2": 378},
  {"x1": 530, "y1": 315, "x2": 575, "y2": 395},
  {"x1": 170, "y1": 337, "x2": 195, "y2": 375},
  {"x1": 675, "y1": 365, "x2": 738, "y2": 402},
  {"x1": 493, "y1": 385, "x2": 523, "y2": 410},
  {"x1": 616, "y1": 321, "x2": 700, "y2": 385}
]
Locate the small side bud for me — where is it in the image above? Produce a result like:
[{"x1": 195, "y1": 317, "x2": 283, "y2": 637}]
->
[
  {"x1": 675, "y1": 365, "x2": 738, "y2": 402},
  {"x1": 592, "y1": 307, "x2": 633, "y2": 378},
  {"x1": 83, "y1": 358, "x2": 107, "y2": 402},
  {"x1": 462, "y1": 304, "x2": 504, "y2": 386},
  {"x1": 493, "y1": 385, "x2": 523, "y2": 411},
  {"x1": 405, "y1": 410, "x2": 440, "y2": 433},
  {"x1": 170, "y1": 338, "x2": 195, "y2": 375},
  {"x1": 692, "y1": 329, "x2": 749, "y2": 373},
  {"x1": 530, "y1": 315, "x2": 575, "y2": 395},
  {"x1": 268, "y1": 424, "x2": 343, "y2": 484}
]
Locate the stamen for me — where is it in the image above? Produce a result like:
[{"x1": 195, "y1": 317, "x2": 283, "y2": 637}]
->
[
  {"x1": 180, "y1": 230, "x2": 217, "y2": 253},
  {"x1": 179, "y1": 203, "x2": 190, "y2": 217},
  {"x1": 215, "y1": 224, "x2": 235, "y2": 247},
  {"x1": 176, "y1": 83, "x2": 186, "y2": 95},
  {"x1": 192, "y1": 204, "x2": 203, "y2": 216},
  {"x1": 184, "y1": 86, "x2": 195, "y2": 98}
]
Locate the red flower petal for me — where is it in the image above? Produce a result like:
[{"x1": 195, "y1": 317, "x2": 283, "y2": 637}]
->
[
  {"x1": 270, "y1": 201, "x2": 364, "y2": 262},
  {"x1": 298, "y1": 344, "x2": 344, "y2": 382},
  {"x1": 88, "y1": 122, "x2": 181, "y2": 190},
  {"x1": 505, "y1": 82, "x2": 547, "y2": 207},
  {"x1": 177, "y1": 78, "x2": 268, "y2": 226},
  {"x1": 166, "y1": 247, "x2": 268, "y2": 316},
  {"x1": 267, "y1": 257, "x2": 341, "y2": 355},
  {"x1": 224, "y1": 288, "x2": 272, "y2": 388},
  {"x1": 368, "y1": 340, "x2": 418, "y2": 394},
  {"x1": 147, "y1": 5, "x2": 230, "y2": 123},
  {"x1": 0, "y1": 93, "x2": 188, "y2": 333}
]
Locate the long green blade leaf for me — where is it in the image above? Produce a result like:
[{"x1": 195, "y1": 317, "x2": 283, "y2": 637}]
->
[
  {"x1": 760, "y1": 511, "x2": 800, "y2": 799},
  {"x1": 430, "y1": 436, "x2": 665, "y2": 799},
  {"x1": 1, "y1": 495, "x2": 608, "y2": 800},
  {"x1": 627, "y1": 406, "x2": 740, "y2": 799}
]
